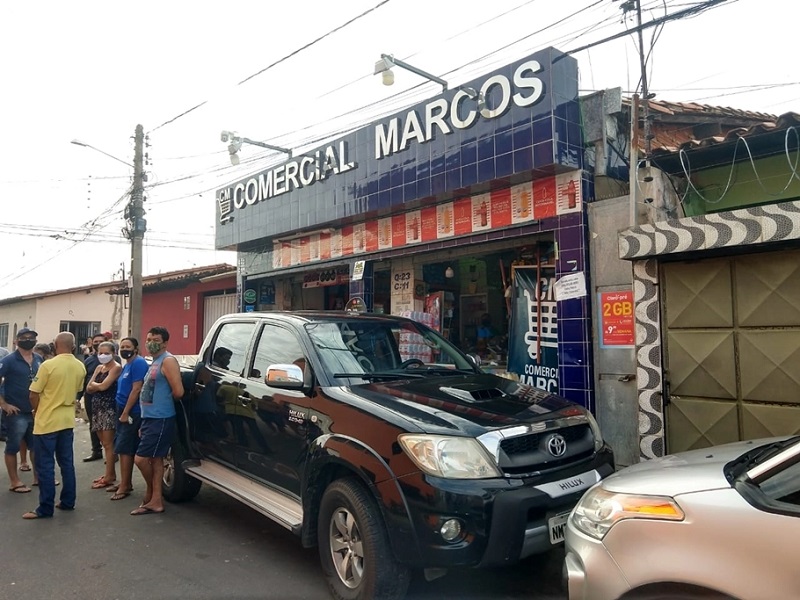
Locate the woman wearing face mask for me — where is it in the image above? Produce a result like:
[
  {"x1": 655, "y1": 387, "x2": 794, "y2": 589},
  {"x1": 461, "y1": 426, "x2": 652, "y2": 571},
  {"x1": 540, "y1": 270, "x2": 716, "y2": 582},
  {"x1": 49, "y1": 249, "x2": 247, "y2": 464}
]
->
[
  {"x1": 85, "y1": 341, "x2": 122, "y2": 489},
  {"x1": 108, "y1": 337, "x2": 148, "y2": 501}
]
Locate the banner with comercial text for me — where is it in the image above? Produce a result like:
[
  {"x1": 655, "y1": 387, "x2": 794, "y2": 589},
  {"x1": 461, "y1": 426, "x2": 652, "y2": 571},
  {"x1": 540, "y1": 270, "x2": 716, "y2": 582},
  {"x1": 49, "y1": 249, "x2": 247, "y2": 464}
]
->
[{"x1": 507, "y1": 266, "x2": 559, "y2": 393}]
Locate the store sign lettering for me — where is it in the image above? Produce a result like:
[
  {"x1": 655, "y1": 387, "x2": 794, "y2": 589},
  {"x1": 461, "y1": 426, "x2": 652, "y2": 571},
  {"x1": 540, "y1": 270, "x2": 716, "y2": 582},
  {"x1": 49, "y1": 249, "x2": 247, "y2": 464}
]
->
[
  {"x1": 302, "y1": 266, "x2": 349, "y2": 288},
  {"x1": 375, "y1": 60, "x2": 544, "y2": 160},
  {"x1": 218, "y1": 141, "x2": 356, "y2": 219}
]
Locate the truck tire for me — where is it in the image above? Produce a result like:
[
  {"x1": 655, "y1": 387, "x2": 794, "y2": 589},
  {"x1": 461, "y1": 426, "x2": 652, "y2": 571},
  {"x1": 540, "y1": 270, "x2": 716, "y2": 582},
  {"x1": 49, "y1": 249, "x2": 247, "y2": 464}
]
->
[
  {"x1": 162, "y1": 436, "x2": 201, "y2": 503},
  {"x1": 318, "y1": 478, "x2": 410, "y2": 600}
]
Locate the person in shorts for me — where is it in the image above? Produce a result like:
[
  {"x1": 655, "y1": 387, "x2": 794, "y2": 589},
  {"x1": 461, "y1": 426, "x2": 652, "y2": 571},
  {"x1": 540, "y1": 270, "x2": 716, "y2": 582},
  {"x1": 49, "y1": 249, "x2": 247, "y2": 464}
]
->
[
  {"x1": 110, "y1": 337, "x2": 148, "y2": 501},
  {"x1": 0, "y1": 328, "x2": 43, "y2": 493},
  {"x1": 131, "y1": 327, "x2": 183, "y2": 516}
]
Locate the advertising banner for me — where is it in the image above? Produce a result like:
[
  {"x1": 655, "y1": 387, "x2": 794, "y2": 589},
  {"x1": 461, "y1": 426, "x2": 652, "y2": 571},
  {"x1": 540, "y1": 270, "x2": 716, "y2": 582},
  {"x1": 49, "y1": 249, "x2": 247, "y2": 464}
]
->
[
  {"x1": 269, "y1": 172, "x2": 581, "y2": 270},
  {"x1": 599, "y1": 290, "x2": 635, "y2": 347},
  {"x1": 508, "y1": 266, "x2": 559, "y2": 392}
]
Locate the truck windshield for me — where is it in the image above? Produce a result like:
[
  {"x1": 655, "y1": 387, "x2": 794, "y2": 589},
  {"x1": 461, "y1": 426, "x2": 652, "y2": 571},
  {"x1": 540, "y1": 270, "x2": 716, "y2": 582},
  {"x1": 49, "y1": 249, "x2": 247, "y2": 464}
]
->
[{"x1": 305, "y1": 319, "x2": 475, "y2": 376}]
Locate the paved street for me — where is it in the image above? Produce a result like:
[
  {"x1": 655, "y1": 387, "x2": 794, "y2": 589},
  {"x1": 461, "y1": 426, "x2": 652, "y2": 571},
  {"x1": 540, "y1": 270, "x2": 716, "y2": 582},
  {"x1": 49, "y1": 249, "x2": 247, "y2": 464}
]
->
[{"x1": 1, "y1": 423, "x2": 566, "y2": 600}]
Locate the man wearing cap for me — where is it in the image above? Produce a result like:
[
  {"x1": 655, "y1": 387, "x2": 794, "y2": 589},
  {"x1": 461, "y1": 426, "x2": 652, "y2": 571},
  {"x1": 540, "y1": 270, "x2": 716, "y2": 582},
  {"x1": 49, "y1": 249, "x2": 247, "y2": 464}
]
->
[
  {"x1": 23, "y1": 331, "x2": 85, "y2": 518},
  {"x1": 0, "y1": 346, "x2": 10, "y2": 441},
  {"x1": 0, "y1": 328, "x2": 43, "y2": 493}
]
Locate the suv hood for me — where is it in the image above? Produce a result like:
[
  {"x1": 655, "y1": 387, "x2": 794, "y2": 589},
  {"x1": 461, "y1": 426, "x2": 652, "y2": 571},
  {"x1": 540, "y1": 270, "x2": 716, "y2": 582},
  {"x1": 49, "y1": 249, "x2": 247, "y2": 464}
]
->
[
  {"x1": 601, "y1": 438, "x2": 777, "y2": 497},
  {"x1": 334, "y1": 373, "x2": 579, "y2": 436}
]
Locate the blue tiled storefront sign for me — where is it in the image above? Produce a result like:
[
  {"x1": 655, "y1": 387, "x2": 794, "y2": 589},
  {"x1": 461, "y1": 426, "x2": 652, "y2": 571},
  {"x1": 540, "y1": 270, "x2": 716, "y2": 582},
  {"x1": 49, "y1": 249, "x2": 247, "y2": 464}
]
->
[{"x1": 216, "y1": 46, "x2": 580, "y2": 250}]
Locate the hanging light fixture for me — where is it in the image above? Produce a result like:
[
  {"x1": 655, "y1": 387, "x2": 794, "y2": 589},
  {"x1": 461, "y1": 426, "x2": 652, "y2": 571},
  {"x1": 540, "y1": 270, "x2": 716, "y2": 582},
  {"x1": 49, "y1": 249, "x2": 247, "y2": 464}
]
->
[{"x1": 445, "y1": 266, "x2": 455, "y2": 279}]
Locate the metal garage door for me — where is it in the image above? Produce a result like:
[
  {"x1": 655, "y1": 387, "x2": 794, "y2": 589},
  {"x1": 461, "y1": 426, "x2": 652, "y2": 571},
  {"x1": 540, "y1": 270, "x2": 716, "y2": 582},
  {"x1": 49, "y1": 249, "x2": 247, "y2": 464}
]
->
[
  {"x1": 203, "y1": 293, "x2": 238, "y2": 341},
  {"x1": 663, "y1": 249, "x2": 800, "y2": 453}
]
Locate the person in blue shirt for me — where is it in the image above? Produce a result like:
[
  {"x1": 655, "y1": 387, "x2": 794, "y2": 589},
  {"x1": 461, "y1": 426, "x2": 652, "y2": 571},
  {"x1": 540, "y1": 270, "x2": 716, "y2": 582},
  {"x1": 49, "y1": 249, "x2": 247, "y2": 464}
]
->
[
  {"x1": 0, "y1": 328, "x2": 43, "y2": 493},
  {"x1": 108, "y1": 337, "x2": 149, "y2": 501},
  {"x1": 130, "y1": 327, "x2": 184, "y2": 515}
]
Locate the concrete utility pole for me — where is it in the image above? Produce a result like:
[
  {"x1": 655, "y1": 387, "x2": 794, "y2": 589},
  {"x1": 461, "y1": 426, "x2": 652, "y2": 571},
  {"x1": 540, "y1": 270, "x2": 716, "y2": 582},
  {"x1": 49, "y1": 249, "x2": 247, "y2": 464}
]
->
[
  {"x1": 634, "y1": 0, "x2": 653, "y2": 159},
  {"x1": 129, "y1": 124, "x2": 146, "y2": 341}
]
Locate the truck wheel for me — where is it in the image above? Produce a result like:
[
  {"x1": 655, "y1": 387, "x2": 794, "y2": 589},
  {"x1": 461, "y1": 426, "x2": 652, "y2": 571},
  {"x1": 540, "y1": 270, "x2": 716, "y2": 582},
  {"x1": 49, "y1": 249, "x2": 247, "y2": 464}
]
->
[
  {"x1": 318, "y1": 478, "x2": 410, "y2": 600},
  {"x1": 162, "y1": 436, "x2": 201, "y2": 503}
]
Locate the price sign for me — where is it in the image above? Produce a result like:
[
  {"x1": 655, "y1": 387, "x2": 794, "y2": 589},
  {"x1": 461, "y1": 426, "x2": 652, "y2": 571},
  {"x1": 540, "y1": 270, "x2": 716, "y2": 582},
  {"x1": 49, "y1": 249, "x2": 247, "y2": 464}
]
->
[{"x1": 599, "y1": 290, "x2": 634, "y2": 347}]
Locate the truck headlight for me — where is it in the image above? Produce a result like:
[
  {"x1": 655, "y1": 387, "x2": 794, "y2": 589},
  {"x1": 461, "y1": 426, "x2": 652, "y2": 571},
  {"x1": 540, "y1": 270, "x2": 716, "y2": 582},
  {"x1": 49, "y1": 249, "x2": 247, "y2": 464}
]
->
[
  {"x1": 571, "y1": 485, "x2": 684, "y2": 540},
  {"x1": 398, "y1": 434, "x2": 502, "y2": 479}
]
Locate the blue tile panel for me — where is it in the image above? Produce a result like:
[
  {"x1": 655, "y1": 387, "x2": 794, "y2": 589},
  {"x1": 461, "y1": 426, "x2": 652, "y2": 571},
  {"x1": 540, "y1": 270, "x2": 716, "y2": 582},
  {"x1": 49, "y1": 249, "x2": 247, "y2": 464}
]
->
[
  {"x1": 551, "y1": 205, "x2": 594, "y2": 411},
  {"x1": 216, "y1": 47, "x2": 582, "y2": 250}
]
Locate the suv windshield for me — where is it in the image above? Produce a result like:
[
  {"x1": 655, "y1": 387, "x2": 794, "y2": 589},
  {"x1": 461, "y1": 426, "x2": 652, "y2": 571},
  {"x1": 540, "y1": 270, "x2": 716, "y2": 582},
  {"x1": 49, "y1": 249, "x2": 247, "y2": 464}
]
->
[{"x1": 305, "y1": 318, "x2": 475, "y2": 377}]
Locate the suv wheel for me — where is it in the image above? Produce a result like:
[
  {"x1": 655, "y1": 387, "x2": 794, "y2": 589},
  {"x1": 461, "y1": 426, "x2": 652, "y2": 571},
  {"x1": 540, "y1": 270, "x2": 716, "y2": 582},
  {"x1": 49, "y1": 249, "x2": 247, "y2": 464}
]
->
[
  {"x1": 318, "y1": 478, "x2": 410, "y2": 600},
  {"x1": 162, "y1": 436, "x2": 201, "y2": 503}
]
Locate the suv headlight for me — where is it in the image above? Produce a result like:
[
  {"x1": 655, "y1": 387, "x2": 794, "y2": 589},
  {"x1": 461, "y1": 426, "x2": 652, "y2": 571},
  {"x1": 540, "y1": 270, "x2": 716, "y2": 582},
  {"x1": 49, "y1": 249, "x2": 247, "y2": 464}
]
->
[
  {"x1": 398, "y1": 434, "x2": 502, "y2": 479},
  {"x1": 571, "y1": 485, "x2": 684, "y2": 540}
]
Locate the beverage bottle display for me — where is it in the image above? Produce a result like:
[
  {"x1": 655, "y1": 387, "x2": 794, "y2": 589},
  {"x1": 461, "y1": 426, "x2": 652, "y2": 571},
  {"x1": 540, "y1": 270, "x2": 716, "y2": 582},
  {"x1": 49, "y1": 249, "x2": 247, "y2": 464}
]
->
[{"x1": 567, "y1": 179, "x2": 577, "y2": 209}]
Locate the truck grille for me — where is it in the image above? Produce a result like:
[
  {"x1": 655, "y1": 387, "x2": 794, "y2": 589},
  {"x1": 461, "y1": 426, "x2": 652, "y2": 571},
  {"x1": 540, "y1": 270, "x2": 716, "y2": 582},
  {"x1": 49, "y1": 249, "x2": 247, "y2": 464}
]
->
[{"x1": 497, "y1": 424, "x2": 593, "y2": 475}]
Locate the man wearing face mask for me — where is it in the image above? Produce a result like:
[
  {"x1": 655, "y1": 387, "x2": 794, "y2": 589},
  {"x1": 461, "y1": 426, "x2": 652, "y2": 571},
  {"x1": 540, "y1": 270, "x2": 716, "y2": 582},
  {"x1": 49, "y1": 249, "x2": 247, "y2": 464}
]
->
[
  {"x1": 130, "y1": 326, "x2": 183, "y2": 516},
  {"x1": 81, "y1": 333, "x2": 108, "y2": 462},
  {"x1": 0, "y1": 328, "x2": 44, "y2": 493}
]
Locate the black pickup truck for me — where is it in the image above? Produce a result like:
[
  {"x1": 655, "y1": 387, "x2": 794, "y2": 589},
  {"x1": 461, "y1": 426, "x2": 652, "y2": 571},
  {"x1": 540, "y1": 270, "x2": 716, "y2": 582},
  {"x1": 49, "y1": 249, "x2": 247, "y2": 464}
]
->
[{"x1": 165, "y1": 311, "x2": 614, "y2": 600}]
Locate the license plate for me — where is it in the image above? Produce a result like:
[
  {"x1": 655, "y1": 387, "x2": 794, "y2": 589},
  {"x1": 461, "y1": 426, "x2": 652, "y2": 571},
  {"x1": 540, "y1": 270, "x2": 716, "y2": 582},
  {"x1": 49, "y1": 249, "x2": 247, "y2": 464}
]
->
[{"x1": 548, "y1": 511, "x2": 571, "y2": 545}]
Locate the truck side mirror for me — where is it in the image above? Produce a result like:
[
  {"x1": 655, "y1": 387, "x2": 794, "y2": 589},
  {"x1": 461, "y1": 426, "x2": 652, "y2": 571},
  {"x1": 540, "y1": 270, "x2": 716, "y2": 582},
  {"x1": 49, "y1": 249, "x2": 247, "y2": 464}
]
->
[
  {"x1": 265, "y1": 363, "x2": 304, "y2": 390},
  {"x1": 466, "y1": 353, "x2": 482, "y2": 368}
]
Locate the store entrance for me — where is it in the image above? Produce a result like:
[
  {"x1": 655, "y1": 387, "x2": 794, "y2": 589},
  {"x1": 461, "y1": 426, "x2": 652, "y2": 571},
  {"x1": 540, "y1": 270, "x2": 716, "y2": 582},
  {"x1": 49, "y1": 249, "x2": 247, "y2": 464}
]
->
[{"x1": 421, "y1": 240, "x2": 555, "y2": 365}]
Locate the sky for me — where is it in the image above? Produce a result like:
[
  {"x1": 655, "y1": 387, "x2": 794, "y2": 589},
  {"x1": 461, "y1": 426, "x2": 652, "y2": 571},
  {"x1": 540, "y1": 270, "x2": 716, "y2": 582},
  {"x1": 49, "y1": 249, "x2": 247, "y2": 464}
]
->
[{"x1": 1, "y1": 0, "x2": 797, "y2": 299}]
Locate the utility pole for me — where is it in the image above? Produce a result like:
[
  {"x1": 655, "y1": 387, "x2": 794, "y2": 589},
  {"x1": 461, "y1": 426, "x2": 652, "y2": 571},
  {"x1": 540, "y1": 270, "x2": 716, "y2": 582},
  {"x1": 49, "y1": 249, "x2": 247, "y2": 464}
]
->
[
  {"x1": 634, "y1": 0, "x2": 653, "y2": 159},
  {"x1": 129, "y1": 124, "x2": 146, "y2": 341}
]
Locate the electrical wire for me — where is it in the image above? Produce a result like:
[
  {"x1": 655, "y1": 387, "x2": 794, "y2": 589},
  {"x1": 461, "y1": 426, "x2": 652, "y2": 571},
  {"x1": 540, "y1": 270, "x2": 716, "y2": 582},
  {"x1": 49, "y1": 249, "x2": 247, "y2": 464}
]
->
[
  {"x1": 1, "y1": 0, "x2": 764, "y2": 289},
  {"x1": 140, "y1": 0, "x2": 740, "y2": 212},
  {"x1": 675, "y1": 125, "x2": 800, "y2": 205},
  {"x1": 148, "y1": 0, "x2": 393, "y2": 134}
]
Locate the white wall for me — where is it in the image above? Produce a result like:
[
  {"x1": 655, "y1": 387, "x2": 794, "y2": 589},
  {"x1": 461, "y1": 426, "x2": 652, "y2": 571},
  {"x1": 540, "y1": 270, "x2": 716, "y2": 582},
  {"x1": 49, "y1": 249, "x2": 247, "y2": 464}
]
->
[
  {"x1": 0, "y1": 287, "x2": 127, "y2": 350},
  {"x1": 35, "y1": 288, "x2": 127, "y2": 343},
  {"x1": 0, "y1": 300, "x2": 37, "y2": 350}
]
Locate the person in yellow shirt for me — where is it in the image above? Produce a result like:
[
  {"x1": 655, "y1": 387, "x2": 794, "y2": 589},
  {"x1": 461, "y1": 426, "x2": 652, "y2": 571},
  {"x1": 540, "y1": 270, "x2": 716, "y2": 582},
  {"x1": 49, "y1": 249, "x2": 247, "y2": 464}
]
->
[{"x1": 23, "y1": 332, "x2": 86, "y2": 519}]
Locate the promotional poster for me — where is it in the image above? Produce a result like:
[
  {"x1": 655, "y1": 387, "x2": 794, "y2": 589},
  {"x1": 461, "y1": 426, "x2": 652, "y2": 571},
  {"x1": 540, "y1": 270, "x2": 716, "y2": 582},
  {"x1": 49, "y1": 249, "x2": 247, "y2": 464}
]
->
[{"x1": 508, "y1": 266, "x2": 559, "y2": 392}]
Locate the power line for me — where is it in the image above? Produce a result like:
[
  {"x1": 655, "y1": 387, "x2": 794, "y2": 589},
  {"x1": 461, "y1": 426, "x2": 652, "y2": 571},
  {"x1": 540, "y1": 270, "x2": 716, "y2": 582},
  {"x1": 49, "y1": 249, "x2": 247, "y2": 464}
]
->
[
  {"x1": 148, "y1": 0, "x2": 393, "y2": 134},
  {"x1": 564, "y1": 0, "x2": 732, "y2": 56}
]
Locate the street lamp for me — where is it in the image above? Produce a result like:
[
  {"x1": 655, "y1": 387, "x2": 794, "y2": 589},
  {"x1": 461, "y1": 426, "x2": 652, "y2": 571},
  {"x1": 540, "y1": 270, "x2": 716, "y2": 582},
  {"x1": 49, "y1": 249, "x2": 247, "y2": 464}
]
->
[
  {"x1": 71, "y1": 126, "x2": 146, "y2": 342},
  {"x1": 220, "y1": 130, "x2": 292, "y2": 166},
  {"x1": 70, "y1": 139, "x2": 133, "y2": 168},
  {"x1": 374, "y1": 54, "x2": 486, "y2": 111}
]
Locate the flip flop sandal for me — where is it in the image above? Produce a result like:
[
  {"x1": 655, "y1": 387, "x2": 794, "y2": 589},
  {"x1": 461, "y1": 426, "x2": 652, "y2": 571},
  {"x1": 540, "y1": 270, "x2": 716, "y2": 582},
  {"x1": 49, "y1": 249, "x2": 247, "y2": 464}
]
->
[
  {"x1": 19, "y1": 464, "x2": 31, "y2": 472},
  {"x1": 9, "y1": 484, "x2": 32, "y2": 493},
  {"x1": 130, "y1": 506, "x2": 165, "y2": 516},
  {"x1": 106, "y1": 485, "x2": 134, "y2": 493},
  {"x1": 110, "y1": 490, "x2": 132, "y2": 501},
  {"x1": 91, "y1": 479, "x2": 116, "y2": 489}
]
